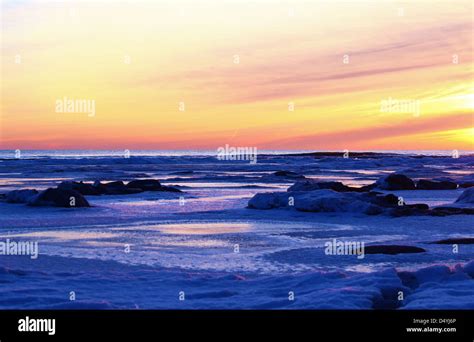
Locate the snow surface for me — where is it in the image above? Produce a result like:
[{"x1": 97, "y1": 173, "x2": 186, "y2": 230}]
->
[{"x1": 0, "y1": 152, "x2": 472, "y2": 309}]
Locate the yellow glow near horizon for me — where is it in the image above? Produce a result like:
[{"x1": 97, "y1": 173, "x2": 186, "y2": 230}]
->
[{"x1": 0, "y1": 0, "x2": 473, "y2": 150}]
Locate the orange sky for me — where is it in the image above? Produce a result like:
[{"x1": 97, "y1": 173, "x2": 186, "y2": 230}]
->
[{"x1": 1, "y1": 0, "x2": 473, "y2": 150}]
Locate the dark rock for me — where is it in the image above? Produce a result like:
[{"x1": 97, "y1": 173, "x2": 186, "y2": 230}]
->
[
  {"x1": 92, "y1": 179, "x2": 181, "y2": 194},
  {"x1": 126, "y1": 179, "x2": 182, "y2": 192},
  {"x1": 431, "y1": 238, "x2": 474, "y2": 244},
  {"x1": 287, "y1": 179, "x2": 320, "y2": 192},
  {"x1": 317, "y1": 181, "x2": 352, "y2": 192},
  {"x1": 28, "y1": 188, "x2": 90, "y2": 207},
  {"x1": 364, "y1": 245, "x2": 426, "y2": 255},
  {"x1": 127, "y1": 179, "x2": 162, "y2": 191},
  {"x1": 397, "y1": 271, "x2": 419, "y2": 289},
  {"x1": 372, "y1": 285, "x2": 407, "y2": 309},
  {"x1": 376, "y1": 174, "x2": 416, "y2": 190},
  {"x1": 432, "y1": 207, "x2": 465, "y2": 215},
  {"x1": 58, "y1": 181, "x2": 104, "y2": 195},
  {"x1": 288, "y1": 180, "x2": 368, "y2": 193},
  {"x1": 389, "y1": 207, "x2": 430, "y2": 217},
  {"x1": 273, "y1": 170, "x2": 305, "y2": 178},
  {"x1": 101, "y1": 181, "x2": 125, "y2": 188},
  {"x1": 371, "y1": 193, "x2": 428, "y2": 214},
  {"x1": 160, "y1": 185, "x2": 182, "y2": 193},
  {"x1": 372, "y1": 193, "x2": 400, "y2": 207},
  {"x1": 429, "y1": 207, "x2": 474, "y2": 216},
  {"x1": 459, "y1": 182, "x2": 474, "y2": 188},
  {"x1": 94, "y1": 181, "x2": 143, "y2": 195},
  {"x1": 5, "y1": 189, "x2": 39, "y2": 203},
  {"x1": 416, "y1": 179, "x2": 458, "y2": 190},
  {"x1": 406, "y1": 203, "x2": 430, "y2": 210},
  {"x1": 359, "y1": 184, "x2": 377, "y2": 192}
]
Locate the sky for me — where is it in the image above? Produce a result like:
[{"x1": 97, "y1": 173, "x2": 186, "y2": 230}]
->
[{"x1": 1, "y1": 0, "x2": 473, "y2": 151}]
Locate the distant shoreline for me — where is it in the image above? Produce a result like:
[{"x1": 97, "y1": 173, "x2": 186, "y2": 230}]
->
[{"x1": 0, "y1": 149, "x2": 473, "y2": 160}]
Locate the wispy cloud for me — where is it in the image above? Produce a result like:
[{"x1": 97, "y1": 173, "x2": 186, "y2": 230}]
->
[{"x1": 264, "y1": 112, "x2": 473, "y2": 149}]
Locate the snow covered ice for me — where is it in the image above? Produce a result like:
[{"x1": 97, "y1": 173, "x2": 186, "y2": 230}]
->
[{"x1": 0, "y1": 150, "x2": 472, "y2": 309}]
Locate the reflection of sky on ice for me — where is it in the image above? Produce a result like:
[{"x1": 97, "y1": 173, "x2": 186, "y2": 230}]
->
[{"x1": 1, "y1": 218, "x2": 472, "y2": 276}]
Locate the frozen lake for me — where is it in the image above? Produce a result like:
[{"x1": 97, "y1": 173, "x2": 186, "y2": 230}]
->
[{"x1": 0, "y1": 151, "x2": 473, "y2": 309}]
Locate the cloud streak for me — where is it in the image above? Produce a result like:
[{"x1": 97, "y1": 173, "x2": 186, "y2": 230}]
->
[{"x1": 264, "y1": 112, "x2": 473, "y2": 149}]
